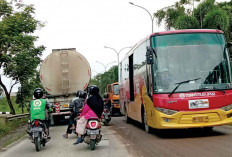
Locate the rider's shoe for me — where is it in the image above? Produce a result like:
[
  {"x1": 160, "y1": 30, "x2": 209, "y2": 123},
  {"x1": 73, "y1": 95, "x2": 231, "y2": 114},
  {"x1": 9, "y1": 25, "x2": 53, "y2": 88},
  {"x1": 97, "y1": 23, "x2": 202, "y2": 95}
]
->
[{"x1": 73, "y1": 137, "x2": 83, "y2": 145}]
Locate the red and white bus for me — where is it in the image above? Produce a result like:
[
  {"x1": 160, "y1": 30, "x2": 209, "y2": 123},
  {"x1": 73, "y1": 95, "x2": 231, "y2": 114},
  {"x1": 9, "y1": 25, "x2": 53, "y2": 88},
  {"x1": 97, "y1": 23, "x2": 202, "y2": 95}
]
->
[{"x1": 119, "y1": 29, "x2": 232, "y2": 133}]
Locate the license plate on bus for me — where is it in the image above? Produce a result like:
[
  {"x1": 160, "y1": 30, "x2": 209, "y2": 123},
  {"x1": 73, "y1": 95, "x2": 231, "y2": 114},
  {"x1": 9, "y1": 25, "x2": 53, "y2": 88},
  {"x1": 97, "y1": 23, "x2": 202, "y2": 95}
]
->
[
  {"x1": 192, "y1": 116, "x2": 209, "y2": 123},
  {"x1": 189, "y1": 99, "x2": 209, "y2": 109},
  {"x1": 62, "y1": 104, "x2": 69, "y2": 108}
]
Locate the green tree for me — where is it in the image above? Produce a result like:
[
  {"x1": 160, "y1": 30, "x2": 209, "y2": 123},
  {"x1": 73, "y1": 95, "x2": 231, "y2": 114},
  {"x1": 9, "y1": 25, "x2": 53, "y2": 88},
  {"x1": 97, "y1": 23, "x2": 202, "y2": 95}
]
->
[
  {"x1": 90, "y1": 66, "x2": 118, "y2": 95},
  {"x1": 0, "y1": 0, "x2": 45, "y2": 114},
  {"x1": 154, "y1": 0, "x2": 232, "y2": 41},
  {"x1": 16, "y1": 71, "x2": 43, "y2": 113}
]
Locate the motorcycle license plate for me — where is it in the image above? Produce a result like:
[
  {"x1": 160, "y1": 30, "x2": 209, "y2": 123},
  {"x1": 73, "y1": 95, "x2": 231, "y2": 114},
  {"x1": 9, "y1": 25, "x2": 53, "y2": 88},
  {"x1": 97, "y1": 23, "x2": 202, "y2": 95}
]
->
[
  {"x1": 90, "y1": 135, "x2": 97, "y2": 139},
  {"x1": 87, "y1": 129, "x2": 99, "y2": 135},
  {"x1": 31, "y1": 127, "x2": 42, "y2": 132}
]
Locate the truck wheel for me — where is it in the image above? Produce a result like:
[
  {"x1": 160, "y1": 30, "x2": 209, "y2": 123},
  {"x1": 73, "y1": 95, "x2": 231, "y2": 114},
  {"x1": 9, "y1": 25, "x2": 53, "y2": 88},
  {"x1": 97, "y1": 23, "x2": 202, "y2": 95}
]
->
[
  {"x1": 54, "y1": 117, "x2": 60, "y2": 125},
  {"x1": 50, "y1": 116, "x2": 54, "y2": 125},
  {"x1": 90, "y1": 139, "x2": 95, "y2": 150}
]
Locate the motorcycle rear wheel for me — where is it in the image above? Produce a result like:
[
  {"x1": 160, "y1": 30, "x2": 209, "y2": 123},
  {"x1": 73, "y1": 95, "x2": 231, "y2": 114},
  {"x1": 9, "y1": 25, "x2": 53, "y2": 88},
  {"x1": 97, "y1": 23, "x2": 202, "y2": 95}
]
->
[
  {"x1": 103, "y1": 121, "x2": 108, "y2": 126},
  {"x1": 90, "y1": 139, "x2": 95, "y2": 150},
  {"x1": 34, "y1": 137, "x2": 41, "y2": 151}
]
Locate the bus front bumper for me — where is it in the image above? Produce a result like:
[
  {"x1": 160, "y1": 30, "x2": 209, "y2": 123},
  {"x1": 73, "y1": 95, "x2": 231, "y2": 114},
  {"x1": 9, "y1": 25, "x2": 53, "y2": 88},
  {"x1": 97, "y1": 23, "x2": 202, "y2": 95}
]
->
[{"x1": 150, "y1": 109, "x2": 232, "y2": 129}]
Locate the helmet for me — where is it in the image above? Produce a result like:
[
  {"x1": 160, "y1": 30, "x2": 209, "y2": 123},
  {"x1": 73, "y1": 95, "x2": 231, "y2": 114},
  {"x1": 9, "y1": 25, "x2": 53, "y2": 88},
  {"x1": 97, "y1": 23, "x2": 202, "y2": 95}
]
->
[
  {"x1": 87, "y1": 85, "x2": 99, "y2": 95},
  {"x1": 76, "y1": 90, "x2": 87, "y2": 99},
  {"x1": 33, "y1": 88, "x2": 43, "y2": 99}
]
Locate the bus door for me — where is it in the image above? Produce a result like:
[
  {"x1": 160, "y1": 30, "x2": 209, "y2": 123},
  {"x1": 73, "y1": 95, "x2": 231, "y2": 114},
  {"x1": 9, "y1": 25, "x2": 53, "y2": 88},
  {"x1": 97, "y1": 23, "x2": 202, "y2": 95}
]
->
[{"x1": 128, "y1": 54, "x2": 136, "y2": 117}]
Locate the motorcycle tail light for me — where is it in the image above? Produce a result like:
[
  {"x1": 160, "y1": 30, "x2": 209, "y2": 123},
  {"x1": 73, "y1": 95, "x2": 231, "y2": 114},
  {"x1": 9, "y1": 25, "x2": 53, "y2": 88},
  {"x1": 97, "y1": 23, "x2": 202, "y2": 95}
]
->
[
  {"x1": 91, "y1": 122, "x2": 96, "y2": 128},
  {"x1": 88, "y1": 120, "x2": 99, "y2": 129},
  {"x1": 104, "y1": 109, "x2": 109, "y2": 113},
  {"x1": 35, "y1": 120, "x2": 39, "y2": 127}
]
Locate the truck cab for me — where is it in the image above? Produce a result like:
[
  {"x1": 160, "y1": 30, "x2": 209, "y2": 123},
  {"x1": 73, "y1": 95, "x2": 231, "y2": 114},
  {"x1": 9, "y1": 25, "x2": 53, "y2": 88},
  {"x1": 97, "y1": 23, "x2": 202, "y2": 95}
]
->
[{"x1": 106, "y1": 82, "x2": 120, "y2": 115}]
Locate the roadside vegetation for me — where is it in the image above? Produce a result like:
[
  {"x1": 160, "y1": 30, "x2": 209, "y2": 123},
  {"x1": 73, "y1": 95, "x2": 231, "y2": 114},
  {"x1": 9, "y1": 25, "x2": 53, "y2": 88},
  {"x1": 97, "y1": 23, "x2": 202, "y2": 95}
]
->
[
  {"x1": 0, "y1": 117, "x2": 27, "y2": 139},
  {"x1": 0, "y1": 97, "x2": 28, "y2": 114},
  {"x1": 0, "y1": 117, "x2": 27, "y2": 149},
  {"x1": 154, "y1": 0, "x2": 232, "y2": 42},
  {"x1": 0, "y1": 0, "x2": 45, "y2": 115},
  {"x1": 90, "y1": 66, "x2": 118, "y2": 95}
]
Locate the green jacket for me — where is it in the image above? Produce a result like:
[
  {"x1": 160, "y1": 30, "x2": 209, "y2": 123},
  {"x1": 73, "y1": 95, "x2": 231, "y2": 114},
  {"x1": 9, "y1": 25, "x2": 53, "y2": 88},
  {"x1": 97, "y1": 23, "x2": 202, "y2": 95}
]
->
[{"x1": 30, "y1": 99, "x2": 50, "y2": 121}]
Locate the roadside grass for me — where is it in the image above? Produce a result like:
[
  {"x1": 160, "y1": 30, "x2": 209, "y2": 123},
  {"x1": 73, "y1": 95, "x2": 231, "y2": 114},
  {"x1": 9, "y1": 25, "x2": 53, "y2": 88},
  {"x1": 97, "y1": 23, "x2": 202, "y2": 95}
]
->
[
  {"x1": 2, "y1": 132, "x2": 27, "y2": 148},
  {"x1": 0, "y1": 117, "x2": 28, "y2": 139},
  {"x1": 0, "y1": 97, "x2": 28, "y2": 114}
]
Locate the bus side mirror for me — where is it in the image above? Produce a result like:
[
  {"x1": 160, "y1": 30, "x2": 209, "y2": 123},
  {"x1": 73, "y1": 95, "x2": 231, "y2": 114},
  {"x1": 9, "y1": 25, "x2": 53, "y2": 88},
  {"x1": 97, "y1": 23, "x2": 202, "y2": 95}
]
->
[{"x1": 146, "y1": 47, "x2": 153, "y2": 64}]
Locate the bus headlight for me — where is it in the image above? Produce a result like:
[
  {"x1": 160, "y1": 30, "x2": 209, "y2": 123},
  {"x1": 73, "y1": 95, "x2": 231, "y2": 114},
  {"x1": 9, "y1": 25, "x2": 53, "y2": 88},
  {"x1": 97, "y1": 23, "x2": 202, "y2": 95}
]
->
[
  {"x1": 156, "y1": 107, "x2": 178, "y2": 115},
  {"x1": 221, "y1": 104, "x2": 232, "y2": 111}
]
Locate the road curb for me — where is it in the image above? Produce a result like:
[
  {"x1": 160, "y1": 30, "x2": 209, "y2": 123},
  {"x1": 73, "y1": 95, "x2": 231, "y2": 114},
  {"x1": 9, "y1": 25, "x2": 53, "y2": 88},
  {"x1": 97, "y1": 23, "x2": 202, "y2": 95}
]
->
[{"x1": 0, "y1": 134, "x2": 27, "y2": 152}]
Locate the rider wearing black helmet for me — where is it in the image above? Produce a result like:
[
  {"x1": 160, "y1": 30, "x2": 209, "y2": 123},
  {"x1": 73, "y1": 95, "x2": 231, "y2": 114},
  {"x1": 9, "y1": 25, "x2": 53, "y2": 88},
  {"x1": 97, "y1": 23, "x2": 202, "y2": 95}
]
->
[
  {"x1": 30, "y1": 88, "x2": 51, "y2": 137},
  {"x1": 73, "y1": 85, "x2": 104, "y2": 145},
  {"x1": 63, "y1": 90, "x2": 87, "y2": 138}
]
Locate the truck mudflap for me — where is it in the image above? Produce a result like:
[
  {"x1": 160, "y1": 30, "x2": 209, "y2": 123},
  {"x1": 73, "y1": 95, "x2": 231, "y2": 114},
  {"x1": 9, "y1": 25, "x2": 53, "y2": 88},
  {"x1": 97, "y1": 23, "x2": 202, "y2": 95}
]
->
[{"x1": 52, "y1": 111, "x2": 71, "y2": 116}]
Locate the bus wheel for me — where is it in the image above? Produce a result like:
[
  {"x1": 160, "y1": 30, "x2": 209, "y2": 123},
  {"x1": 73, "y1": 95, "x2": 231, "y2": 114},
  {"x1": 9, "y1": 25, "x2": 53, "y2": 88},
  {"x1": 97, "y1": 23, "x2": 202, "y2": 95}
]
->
[
  {"x1": 143, "y1": 110, "x2": 152, "y2": 134},
  {"x1": 125, "y1": 108, "x2": 131, "y2": 123},
  {"x1": 203, "y1": 127, "x2": 213, "y2": 132}
]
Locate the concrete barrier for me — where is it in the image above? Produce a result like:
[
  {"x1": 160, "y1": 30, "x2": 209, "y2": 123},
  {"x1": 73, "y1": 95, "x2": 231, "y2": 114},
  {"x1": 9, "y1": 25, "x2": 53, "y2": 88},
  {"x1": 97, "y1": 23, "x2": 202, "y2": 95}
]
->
[
  {"x1": 0, "y1": 113, "x2": 29, "y2": 125},
  {"x1": 0, "y1": 112, "x2": 10, "y2": 114}
]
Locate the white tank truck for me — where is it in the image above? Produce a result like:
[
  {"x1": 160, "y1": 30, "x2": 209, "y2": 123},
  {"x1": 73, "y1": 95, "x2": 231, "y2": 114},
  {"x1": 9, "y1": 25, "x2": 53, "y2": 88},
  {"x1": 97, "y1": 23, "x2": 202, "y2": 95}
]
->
[{"x1": 40, "y1": 48, "x2": 91, "y2": 125}]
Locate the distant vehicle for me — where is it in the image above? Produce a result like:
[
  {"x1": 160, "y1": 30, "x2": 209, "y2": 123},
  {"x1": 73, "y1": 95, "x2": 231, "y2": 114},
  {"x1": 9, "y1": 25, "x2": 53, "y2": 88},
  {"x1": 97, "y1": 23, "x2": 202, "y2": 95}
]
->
[
  {"x1": 40, "y1": 48, "x2": 91, "y2": 125},
  {"x1": 101, "y1": 103, "x2": 111, "y2": 126},
  {"x1": 106, "y1": 82, "x2": 120, "y2": 115},
  {"x1": 119, "y1": 29, "x2": 232, "y2": 133}
]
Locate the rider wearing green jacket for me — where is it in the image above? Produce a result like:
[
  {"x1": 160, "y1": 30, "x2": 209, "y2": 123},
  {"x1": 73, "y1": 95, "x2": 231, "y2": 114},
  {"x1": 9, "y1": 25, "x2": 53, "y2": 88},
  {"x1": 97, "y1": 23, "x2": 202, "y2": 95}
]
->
[{"x1": 30, "y1": 88, "x2": 52, "y2": 137}]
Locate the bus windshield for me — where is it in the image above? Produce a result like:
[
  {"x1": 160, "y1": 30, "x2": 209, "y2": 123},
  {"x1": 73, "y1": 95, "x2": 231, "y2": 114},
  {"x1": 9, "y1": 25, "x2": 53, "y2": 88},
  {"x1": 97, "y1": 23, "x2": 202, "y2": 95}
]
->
[
  {"x1": 113, "y1": 84, "x2": 119, "y2": 95},
  {"x1": 151, "y1": 33, "x2": 232, "y2": 94}
]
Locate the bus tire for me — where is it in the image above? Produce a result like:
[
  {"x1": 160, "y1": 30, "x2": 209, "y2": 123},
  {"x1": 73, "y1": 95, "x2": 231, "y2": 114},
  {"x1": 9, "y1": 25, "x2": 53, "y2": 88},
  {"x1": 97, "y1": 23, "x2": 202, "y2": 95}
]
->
[
  {"x1": 203, "y1": 127, "x2": 213, "y2": 132},
  {"x1": 125, "y1": 108, "x2": 131, "y2": 123},
  {"x1": 143, "y1": 109, "x2": 152, "y2": 134}
]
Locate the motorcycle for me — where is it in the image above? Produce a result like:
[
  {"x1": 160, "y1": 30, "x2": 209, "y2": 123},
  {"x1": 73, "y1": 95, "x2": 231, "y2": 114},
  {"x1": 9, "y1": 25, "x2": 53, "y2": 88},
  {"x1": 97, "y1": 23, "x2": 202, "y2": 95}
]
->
[
  {"x1": 101, "y1": 105, "x2": 111, "y2": 126},
  {"x1": 29, "y1": 120, "x2": 50, "y2": 151},
  {"x1": 83, "y1": 117, "x2": 102, "y2": 150}
]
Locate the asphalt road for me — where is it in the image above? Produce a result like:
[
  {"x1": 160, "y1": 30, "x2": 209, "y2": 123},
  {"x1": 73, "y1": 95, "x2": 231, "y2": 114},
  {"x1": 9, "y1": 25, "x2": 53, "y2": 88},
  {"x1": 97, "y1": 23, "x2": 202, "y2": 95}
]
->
[
  {"x1": 111, "y1": 116, "x2": 232, "y2": 157},
  {"x1": 1, "y1": 116, "x2": 232, "y2": 157},
  {"x1": 0, "y1": 118, "x2": 141, "y2": 157}
]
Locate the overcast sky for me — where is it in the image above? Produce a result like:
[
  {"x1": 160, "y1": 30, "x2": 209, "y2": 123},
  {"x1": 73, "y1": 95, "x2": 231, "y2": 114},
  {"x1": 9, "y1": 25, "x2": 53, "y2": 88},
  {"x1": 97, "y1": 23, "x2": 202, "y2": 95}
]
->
[{"x1": 4, "y1": 0, "x2": 230, "y2": 92}]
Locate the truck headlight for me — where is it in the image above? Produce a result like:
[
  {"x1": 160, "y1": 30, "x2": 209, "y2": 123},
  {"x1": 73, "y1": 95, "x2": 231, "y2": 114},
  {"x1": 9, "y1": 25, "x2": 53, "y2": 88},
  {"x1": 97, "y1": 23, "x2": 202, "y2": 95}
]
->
[
  {"x1": 156, "y1": 107, "x2": 178, "y2": 115},
  {"x1": 221, "y1": 104, "x2": 232, "y2": 111}
]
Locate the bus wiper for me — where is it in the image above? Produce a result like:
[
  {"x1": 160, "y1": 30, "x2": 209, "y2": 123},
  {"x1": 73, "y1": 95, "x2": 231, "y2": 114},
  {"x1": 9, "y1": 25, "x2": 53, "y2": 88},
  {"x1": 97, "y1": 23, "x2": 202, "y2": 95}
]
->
[
  {"x1": 189, "y1": 87, "x2": 225, "y2": 94},
  {"x1": 212, "y1": 87, "x2": 226, "y2": 94},
  {"x1": 168, "y1": 78, "x2": 201, "y2": 98},
  {"x1": 188, "y1": 87, "x2": 211, "y2": 92}
]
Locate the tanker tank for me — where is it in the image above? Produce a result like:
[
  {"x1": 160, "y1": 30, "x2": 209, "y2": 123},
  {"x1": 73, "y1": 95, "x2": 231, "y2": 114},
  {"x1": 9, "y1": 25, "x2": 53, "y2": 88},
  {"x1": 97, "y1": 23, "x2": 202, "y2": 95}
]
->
[{"x1": 39, "y1": 48, "x2": 91, "y2": 125}]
